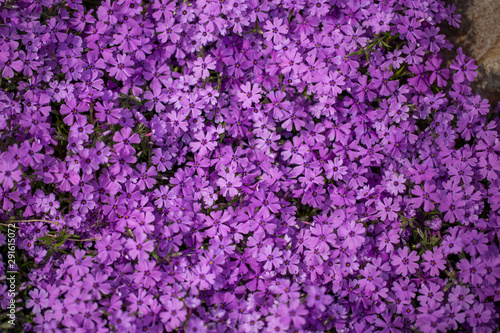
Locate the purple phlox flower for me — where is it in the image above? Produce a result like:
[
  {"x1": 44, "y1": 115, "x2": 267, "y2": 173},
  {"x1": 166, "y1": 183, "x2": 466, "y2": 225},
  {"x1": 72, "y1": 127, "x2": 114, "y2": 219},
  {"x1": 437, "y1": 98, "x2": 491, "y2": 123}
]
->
[
  {"x1": 156, "y1": 17, "x2": 182, "y2": 43},
  {"x1": 322, "y1": 69, "x2": 346, "y2": 97},
  {"x1": 397, "y1": 16, "x2": 422, "y2": 43},
  {"x1": 450, "y1": 47, "x2": 478, "y2": 83},
  {"x1": 193, "y1": 55, "x2": 216, "y2": 79},
  {"x1": 0, "y1": 158, "x2": 22, "y2": 191},
  {"x1": 402, "y1": 43, "x2": 425, "y2": 65},
  {"x1": 371, "y1": 11, "x2": 394, "y2": 34},
  {"x1": 105, "y1": 53, "x2": 135, "y2": 81},
  {"x1": 151, "y1": 0, "x2": 176, "y2": 21},
  {"x1": 417, "y1": 282, "x2": 444, "y2": 304},
  {"x1": 337, "y1": 220, "x2": 365, "y2": 250},
  {"x1": 18, "y1": 51, "x2": 41, "y2": 77},
  {"x1": 407, "y1": 64, "x2": 429, "y2": 91},
  {"x1": 95, "y1": 234, "x2": 122, "y2": 264},
  {"x1": 129, "y1": 211, "x2": 156, "y2": 235},
  {"x1": 478, "y1": 153, "x2": 500, "y2": 181},
  {"x1": 59, "y1": 98, "x2": 87, "y2": 126},
  {"x1": 265, "y1": 90, "x2": 290, "y2": 119},
  {"x1": 200, "y1": 85, "x2": 219, "y2": 105},
  {"x1": 126, "y1": 288, "x2": 154, "y2": 316},
  {"x1": 257, "y1": 245, "x2": 283, "y2": 271},
  {"x1": 280, "y1": 49, "x2": 305, "y2": 75},
  {"x1": 377, "y1": 229, "x2": 400, "y2": 253},
  {"x1": 298, "y1": 168, "x2": 324, "y2": 192},
  {"x1": 263, "y1": 17, "x2": 288, "y2": 43},
  {"x1": 391, "y1": 247, "x2": 419, "y2": 277},
  {"x1": 73, "y1": 191, "x2": 95, "y2": 213},
  {"x1": 370, "y1": 69, "x2": 398, "y2": 96},
  {"x1": 191, "y1": 264, "x2": 216, "y2": 292},
  {"x1": 69, "y1": 115, "x2": 94, "y2": 142},
  {"x1": 112, "y1": 24, "x2": 141, "y2": 53},
  {"x1": 376, "y1": 197, "x2": 400, "y2": 221},
  {"x1": 26, "y1": 289, "x2": 50, "y2": 314},
  {"x1": 439, "y1": 193, "x2": 465, "y2": 223},
  {"x1": 444, "y1": 302, "x2": 466, "y2": 330},
  {"x1": 346, "y1": 163, "x2": 368, "y2": 189},
  {"x1": 392, "y1": 278, "x2": 417, "y2": 301},
  {"x1": 278, "y1": 250, "x2": 300, "y2": 276},
  {"x1": 448, "y1": 285, "x2": 474, "y2": 310},
  {"x1": 190, "y1": 129, "x2": 217, "y2": 157},
  {"x1": 109, "y1": 147, "x2": 137, "y2": 176},
  {"x1": 65, "y1": 249, "x2": 93, "y2": 278},
  {"x1": 144, "y1": 80, "x2": 169, "y2": 112},
  {"x1": 153, "y1": 185, "x2": 175, "y2": 209},
  {"x1": 359, "y1": 263, "x2": 383, "y2": 293},
  {"x1": 466, "y1": 303, "x2": 493, "y2": 328},
  {"x1": 1, "y1": 51, "x2": 23, "y2": 78},
  {"x1": 125, "y1": 231, "x2": 155, "y2": 261},
  {"x1": 385, "y1": 172, "x2": 406, "y2": 195},
  {"x1": 410, "y1": 182, "x2": 437, "y2": 212},
  {"x1": 325, "y1": 157, "x2": 348, "y2": 181},
  {"x1": 237, "y1": 82, "x2": 262, "y2": 108},
  {"x1": 160, "y1": 298, "x2": 187, "y2": 331},
  {"x1": 152, "y1": 148, "x2": 173, "y2": 172},
  {"x1": 19, "y1": 140, "x2": 44, "y2": 168},
  {"x1": 216, "y1": 168, "x2": 242, "y2": 198},
  {"x1": 421, "y1": 249, "x2": 446, "y2": 277},
  {"x1": 94, "y1": 100, "x2": 121, "y2": 124},
  {"x1": 246, "y1": 230, "x2": 273, "y2": 257},
  {"x1": 304, "y1": 223, "x2": 336, "y2": 253},
  {"x1": 466, "y1": 94, "x2": 490, "y2": 116},
  {"x1": 463, "y1": 229, "x2": 489, "y2": 256},
  {"x1": 340, "y1": 255, "x2": 359, "y2": 275},
  {"x1": 251, "y1": 189, "x2": 281, "y2": 218},
  {"x1": 203, "y1": 209, "x2": 232, "y2": 238},
  {"x1": 135, "y1": 162, "x2": 157, "y2": 190},
  {"x1": 425, "y1": 55, "x2": 450, "y2": 87},
  {"x1": 388, "y1": 102, "x2": 410, "y2": 123},
  {"x1": 341, "y1": 25, "x2": 368, "y2": 49},
  {"x1": 374, "y1": 313, "x2": 403, "y2": 332},
  {"x1": 82, "y1": 271, "x2": 111, "y2": 299},
  {"x1": 305, "y1": 286, "x2": 332, "y2": 312}
]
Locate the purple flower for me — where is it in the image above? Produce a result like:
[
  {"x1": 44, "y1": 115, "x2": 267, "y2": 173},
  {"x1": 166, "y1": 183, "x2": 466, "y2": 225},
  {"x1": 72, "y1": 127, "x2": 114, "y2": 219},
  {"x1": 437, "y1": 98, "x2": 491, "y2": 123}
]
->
[
  {"x1": 421, "y1": 249, "x2": 446, "y2": 277},
  {"x1": 193, "y1": 55, "x2": 216, "y2": 79},
  {"x1": 216, "y1": 169, "x2": 242, "y2": 198},
  {"x1": 263, "y1": 18, "x2": 288, "y2": 43},
  {"x1": 377, "y1": 229, "x2": 400, "y2": 253},
  {"x1": 410, "y1": 182, "x2": 437, "y2": 212},
  {"x1": 257, "y1": 245, "x2": 283, "y2": 271},
  {"x1": 417, "y1": 282, "x2": 444, "y2": 304},
  {"x1": 65, "y1": 249, "x2": 93, "y2": 278},
  {"x1": 237, "y1": 82, "x2": 262, "y2": 108},
  {"x1": 457, "y1": 257, "x2": 486, "y2": 285},
  {"x1": 439, "y1": 193, "x2": 465, "y2": 223},
  {"x1": 305, "y1": 286, "x2": 332, "y2": 312},
  {"x1": 125, "y1": 231, "x2": 155, "y2": 261},
  {"x1": 26, "y1": 289, "x2": 49, "y2": 314},
  {"x1": 450, "y1": 48, "x2": 478, "y2": 83},
  {"x1": 376, "y1": 197, "x2": 400, "y2": 221},
  {"x1": 397, "y1": 17, "x2": 423, "y2": 43},
  {"x1": 106, "y1": 53, "x2": 135, "y2": 81},
  {"x1": 337, "y1": 220, "x2": 365, "y2": 250},
  {"x1": 391, "y1": 247, "x2": 419, "y2": 277}
]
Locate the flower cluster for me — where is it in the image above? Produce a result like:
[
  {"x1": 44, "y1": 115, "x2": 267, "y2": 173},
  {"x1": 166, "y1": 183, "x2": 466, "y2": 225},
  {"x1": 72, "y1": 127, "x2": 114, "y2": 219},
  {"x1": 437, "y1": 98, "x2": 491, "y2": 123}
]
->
[{"x1": 0, "y1": 0, "x2": 499, "y2": 332}]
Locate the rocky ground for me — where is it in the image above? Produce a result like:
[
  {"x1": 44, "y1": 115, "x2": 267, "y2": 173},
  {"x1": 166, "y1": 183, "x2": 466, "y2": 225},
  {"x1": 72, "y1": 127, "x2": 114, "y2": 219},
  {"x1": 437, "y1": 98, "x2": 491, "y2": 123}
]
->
[{"x1": 443, "y1": 0, "x2": 500, "y2": 107}]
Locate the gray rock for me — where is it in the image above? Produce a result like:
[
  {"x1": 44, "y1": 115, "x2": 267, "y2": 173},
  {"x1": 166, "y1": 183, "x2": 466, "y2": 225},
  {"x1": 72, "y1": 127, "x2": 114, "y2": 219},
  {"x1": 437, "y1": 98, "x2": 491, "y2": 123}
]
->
[{"x1": 443, "y1": 0, "x2": 500, "y2": 106}]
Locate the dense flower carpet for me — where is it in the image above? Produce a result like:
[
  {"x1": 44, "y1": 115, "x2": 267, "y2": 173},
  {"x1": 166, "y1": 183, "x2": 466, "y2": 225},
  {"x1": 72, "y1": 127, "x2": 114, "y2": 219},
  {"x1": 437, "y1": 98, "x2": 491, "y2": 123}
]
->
[{"x1": 0, "y1": 0, "x2": 499, "y2": 332}]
